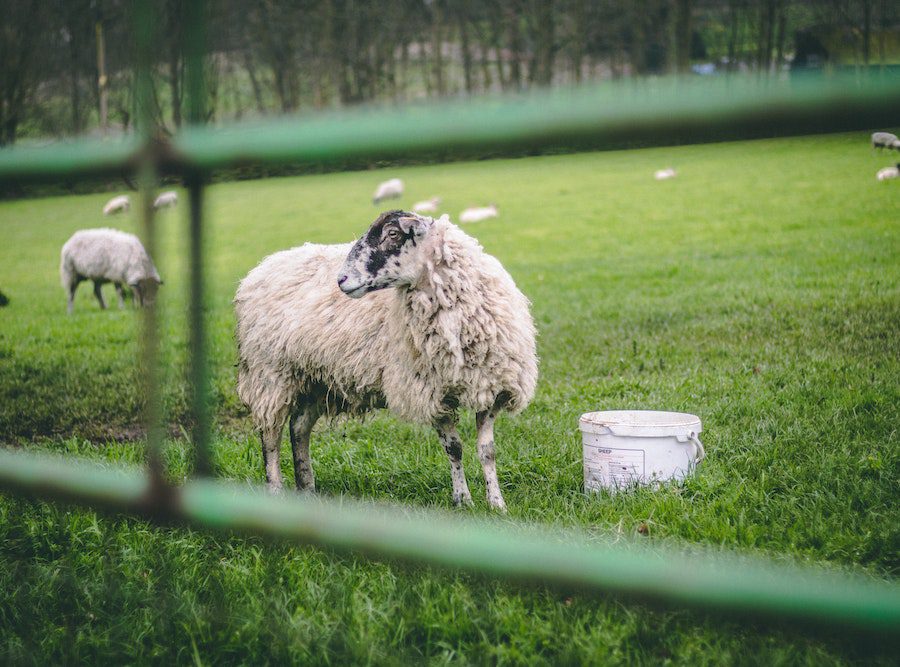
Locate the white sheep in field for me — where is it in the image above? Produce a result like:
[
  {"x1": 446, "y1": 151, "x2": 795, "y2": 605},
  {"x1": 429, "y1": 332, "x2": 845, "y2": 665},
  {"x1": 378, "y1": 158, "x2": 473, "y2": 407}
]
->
[
  {"x1": 459, "y1": 204, "x2": 498, "y2": 224},
  {"x1": 876, "y1": 166, "x2": 899, "y2": 181},
  {"x1": 235, "y1": 211, "x2": 538, "y2": 511},
  {"x1": 60, "y1": 228, "x2": 163, "y2": 314},
  {"x1": 153, "y1": 191, "x2": 178, "y2": 209},
  {"x1": 654, "y1": 168, "x2": 677, "y2": 181},
  {"x1": 102, "y1": 195, "x2": 131, "y2": 216},
  {"x1": 871, "y1": 132, "x2": 899, "y2": 150},
  {"x1": 373, "y1": 178, "x2": 404, "y2": 204},
  {"x1": 412, "y1": 196, "x2": 441, "y2": 213}
]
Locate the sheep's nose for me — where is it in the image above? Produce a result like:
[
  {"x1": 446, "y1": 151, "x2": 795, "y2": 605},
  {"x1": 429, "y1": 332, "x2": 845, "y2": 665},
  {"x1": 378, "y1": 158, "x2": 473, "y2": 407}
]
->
[{"x1": 337, "y1": 275, "x2": 349, "y2": 287}]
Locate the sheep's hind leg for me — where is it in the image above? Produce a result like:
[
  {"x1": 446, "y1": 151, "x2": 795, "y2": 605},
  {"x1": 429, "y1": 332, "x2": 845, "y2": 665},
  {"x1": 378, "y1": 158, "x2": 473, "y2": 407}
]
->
[
  {"x1": 66, "y1": 278, "x2": 81, "y2": 314},
  {"x1": 260, "y1": 425, "x2": 285, "y2": 492},
  {"x1": 93, "y1": 281, "x2": 107, "y2": 309},
  {"x1": 476, "y1": 402, "x2": 508, "y2": 512},
  {"x1": 435, "y1": 416, "x2": 473, "y2": 507},
  {"x1": 289, "y1": 403, "x2": 320, "y2": 492}
]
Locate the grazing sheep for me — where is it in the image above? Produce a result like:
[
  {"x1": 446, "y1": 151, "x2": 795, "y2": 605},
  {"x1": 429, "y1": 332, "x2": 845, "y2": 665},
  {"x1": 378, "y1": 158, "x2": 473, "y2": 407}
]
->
[
  {"x1": 102, "y1": 195, "x2": 131, "y2": 216},
  {"x1": 60, "y1": 228, "x2": 163, "y2": 314},
  {"x1": 153, "y1": 190, "x2": 178, "y2": 209},
  {"x1": 459, "y1": 204, "x2": 498, "y2": 224},
  {"x1": 235, "y1": 211, "x2": 538, "y2": 510},
  {"x1": 654, "y1": 168, "x2": 677, "y2": 181},
  {"x1": 412, "y1": 196, "x2": 442, "y2": 213},
  {"x1": 876, "y1": 165, "x2": 899, "y2": 181},
  {"x1": 373, "y1": 178, "x2": 404, "y2": 204},
  {"x1": 871, "y1": 132, "x2": 899, "y2": 150}
]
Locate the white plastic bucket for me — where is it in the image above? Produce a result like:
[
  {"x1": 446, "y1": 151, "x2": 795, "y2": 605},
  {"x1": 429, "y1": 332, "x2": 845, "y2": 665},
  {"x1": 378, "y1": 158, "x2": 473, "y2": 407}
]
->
[{"x1": 580, "y1": 410, "x2": 705, "y2": 492}]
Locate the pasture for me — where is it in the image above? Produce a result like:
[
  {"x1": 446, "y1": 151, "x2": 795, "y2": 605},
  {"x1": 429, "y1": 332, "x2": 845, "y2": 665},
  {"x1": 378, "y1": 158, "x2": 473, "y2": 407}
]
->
[{"x1": 0, "y1": 132, "x2": 898, "y2": 664}]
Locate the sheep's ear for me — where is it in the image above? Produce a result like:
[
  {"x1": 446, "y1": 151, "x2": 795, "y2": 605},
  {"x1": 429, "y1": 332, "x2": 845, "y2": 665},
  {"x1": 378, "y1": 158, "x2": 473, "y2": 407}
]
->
[{"x1": 398, "y1": 214, "x2": 433, "y2": 238}]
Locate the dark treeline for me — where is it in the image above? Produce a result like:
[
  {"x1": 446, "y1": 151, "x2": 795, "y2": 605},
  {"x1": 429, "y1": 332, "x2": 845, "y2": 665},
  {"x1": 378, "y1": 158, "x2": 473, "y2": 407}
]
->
[{"x1": 1, "y1": 0, "x2": 899, "y2": 146}]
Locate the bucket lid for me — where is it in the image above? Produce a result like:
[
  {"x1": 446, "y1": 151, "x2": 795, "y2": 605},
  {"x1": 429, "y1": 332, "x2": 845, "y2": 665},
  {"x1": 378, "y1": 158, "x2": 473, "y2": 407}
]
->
[{"x1": 579, "y1": 410, "x2": 702, "y2": 438}]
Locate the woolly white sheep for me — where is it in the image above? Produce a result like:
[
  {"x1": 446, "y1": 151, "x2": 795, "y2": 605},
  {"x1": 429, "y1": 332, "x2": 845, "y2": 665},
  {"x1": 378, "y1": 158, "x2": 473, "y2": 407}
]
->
[
  {"x1": 235, "y1": 211, "x2": 538, "y2": 510},
  {"x1": 458, "y1": 204, "x2": 498, "y2": 224},
  {"x1": 60, "y1": 228, "x2": 163, "y2": 314},
  {"x1": 654, "y1": 168, "x2": 677, "y2": 181},
  {"x1": 871, "y1": 132, "x2": 899, "y2": 150},
  {"x1": 102, "y1": 195, "x2": 131, "y2": 216},
  {"x1": 876, "y1": 166, "x2": 899, "y2": 181},
  {"x1": 373, "y1": 178, "x2": 404, "y2": 204},
  {"x1": 153, "y1": 191, "x2": 178, "y2": 209},
  {"x1": 412, "y1": 196, "x2": 442, "y2": 213}
]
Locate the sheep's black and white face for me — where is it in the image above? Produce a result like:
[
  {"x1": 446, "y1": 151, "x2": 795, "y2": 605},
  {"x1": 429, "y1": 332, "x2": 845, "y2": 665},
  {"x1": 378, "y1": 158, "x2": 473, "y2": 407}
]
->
[{"x1": 338, "y1": 210, "x2": 433, "y2": 298}]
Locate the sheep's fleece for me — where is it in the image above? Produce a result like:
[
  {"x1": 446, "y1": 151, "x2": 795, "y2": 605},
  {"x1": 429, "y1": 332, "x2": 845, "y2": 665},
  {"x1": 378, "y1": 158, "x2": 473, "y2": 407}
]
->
[
  {"x1": 60, "y1": 228, "x2": 161, "y2": 290},
  {"x1": 235, "y1": 214, "x2": 538, "y2": 431}
]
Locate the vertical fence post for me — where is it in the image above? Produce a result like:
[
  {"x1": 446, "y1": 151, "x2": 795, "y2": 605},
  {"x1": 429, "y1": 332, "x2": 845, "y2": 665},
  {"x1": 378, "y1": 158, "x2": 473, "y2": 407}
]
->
[
  {"x1": 184, "y1": 0, "x2": 212, "y2": 476},
  {"x1": 133, "y1": 0, "x2": 165, "y2": 487}
]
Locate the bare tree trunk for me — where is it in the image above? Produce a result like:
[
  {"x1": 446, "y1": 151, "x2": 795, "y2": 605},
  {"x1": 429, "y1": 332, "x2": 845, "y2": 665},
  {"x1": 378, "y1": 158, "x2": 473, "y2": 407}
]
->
[
  {"x1": 530, "y1": 0, "x2": 555, "y2": 85},
  {"x1": 726, "y1": 1, "x2": 738, "y2": 72},
  {"x1": 458, "y1": 1, "x2": 474, "y2": 94},
  {"x1": 775, "y1": 0, "x2": 787, "y2": 70},
  {"x1": 673, "y1": 0, "x2": 692, "y2": 74},
  {"x1": 571, "y1": 0, "x2": 586, "y2": 82},
  {"x1": 95, "y1": 21, "x2": 109, "y2": 133},
  {"x1": 431, "y1": 2, "x2": 445, "y2": 96},
  {"x1": 507, "y1": 4, "x2": 523, "y2": 89},
  {"x1": 862, "y1": 0, "x2": 872, "y2": 66}
]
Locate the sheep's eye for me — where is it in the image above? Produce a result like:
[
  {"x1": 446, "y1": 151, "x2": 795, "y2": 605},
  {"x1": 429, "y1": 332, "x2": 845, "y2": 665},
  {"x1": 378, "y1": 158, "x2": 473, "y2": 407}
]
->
[{"x1": 386, "y1": 229, "x2": 401, "y2": 241}]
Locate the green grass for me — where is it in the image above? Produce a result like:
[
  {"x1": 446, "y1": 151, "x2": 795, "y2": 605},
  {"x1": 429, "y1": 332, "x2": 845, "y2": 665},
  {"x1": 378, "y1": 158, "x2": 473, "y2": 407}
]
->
[{"x1": 0, "y1": 132, "x2": 898, "y2": 664}]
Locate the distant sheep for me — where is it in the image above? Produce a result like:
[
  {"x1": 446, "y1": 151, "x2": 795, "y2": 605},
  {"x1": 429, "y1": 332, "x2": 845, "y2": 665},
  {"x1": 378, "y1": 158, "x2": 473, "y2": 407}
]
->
[
  {"x1": 235, "y1": 211, "x2": 538, "y2": 510},
  {"x1": 373, "y1": 178, "x2": 404, "y2": 204},
  {"x1": 654, "y1": 168, "x2": 677, "y2": 181},
  {"x1": 459, "y1": 204, "x2": 498, "y2": 224},
  {"x1": 60, "y1": 228, "x2": 162, "y2": 314},
  {"x1": 102, "y1": 195, "x2": 131, "y2": 216},
  {"x1": 871, "y1": 132, "x2": 899, "y2": 150},
  {"x1": 412, "y1": 196, "x2": 441, "y2": 213},
  {"x1": 876, "y1": 165, "x2": 899, "y2": 181},
  {"x1": 153, "y1": 191, "x2": 178, "y2": 209}
]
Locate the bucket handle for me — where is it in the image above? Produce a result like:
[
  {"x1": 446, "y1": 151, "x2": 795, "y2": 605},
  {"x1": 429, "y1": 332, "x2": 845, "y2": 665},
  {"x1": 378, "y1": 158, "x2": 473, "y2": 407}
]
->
[{"x1": 677, "y1": 432, "x2": 706, "y2": 462}]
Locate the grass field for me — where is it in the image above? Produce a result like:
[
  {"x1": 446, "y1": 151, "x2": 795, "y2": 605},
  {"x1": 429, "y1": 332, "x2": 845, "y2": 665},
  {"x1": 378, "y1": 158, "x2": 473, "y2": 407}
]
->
[{"x1": 0, "y1": 132, "x2": 898, "y2": 664}]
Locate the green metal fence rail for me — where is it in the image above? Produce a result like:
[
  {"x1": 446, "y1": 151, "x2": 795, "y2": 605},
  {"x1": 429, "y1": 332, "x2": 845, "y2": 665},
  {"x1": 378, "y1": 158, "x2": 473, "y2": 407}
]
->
[{"x1": 1, "y1": 0, "x2": 899, "y2": 648}]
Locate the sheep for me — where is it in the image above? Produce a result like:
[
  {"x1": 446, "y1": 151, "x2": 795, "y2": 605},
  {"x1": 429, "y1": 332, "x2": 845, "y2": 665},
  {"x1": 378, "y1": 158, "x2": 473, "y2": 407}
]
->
[
  {"x1": 153, "y1": 190, "x2": 178, "y2": 209},
  {"x1": 871, "y1": 132, "x2": 899, "y2": 150},
  {"x1": 102, "y1": 195, "x2": 131, "y2": 216},
  {"x1": 60, "y1": 228, "x2": 163, "y2": 314},
  {"x1": 373, "y1": 178, "x2": 404, "y2": 204},
  {"x1": 876, "y1": 165, "x2": 899, "y2": 181},
  {"x1": 412, "y1": 196, "x2": 442, "y2": 213},
  {"x1": 235, "y1": 211, "x2": 538, "y2": 511},
  {"x1": 654, "y1": 168, "x2": 677, "y2": 181},
  {"x1": 458, "y1": 204, "x2": 498, "y2": 224}
]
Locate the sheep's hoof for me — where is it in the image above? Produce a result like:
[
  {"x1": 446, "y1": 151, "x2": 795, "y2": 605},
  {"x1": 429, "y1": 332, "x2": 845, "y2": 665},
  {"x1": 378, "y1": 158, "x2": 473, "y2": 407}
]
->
[
  {"x1": 452, "y1": 493, "x2": 474, "y2": 508},
  {"x1": 489, "y1": 497, "x2": 508, "y2": 513}
]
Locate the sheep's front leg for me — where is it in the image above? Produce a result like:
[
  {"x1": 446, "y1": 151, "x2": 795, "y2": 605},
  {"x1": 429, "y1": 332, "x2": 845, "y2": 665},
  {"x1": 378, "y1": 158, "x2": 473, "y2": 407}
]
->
[
  {"x1": 475, "y1": 408, "x2": 507, "y2": 512},
  {"x1": 260, "y1": 426, "x2": 284, "y2": 492},
  {"x1": 434, "y1": 416, "x2": 473, "y2": 507},
  {"x1": 114, "y1": 283, "x2": 126, "y2": 309},
  {"x1": 289, "y1": 405, "x2": 319, "y2": 492},
  {"x1": 93, "y1": 281, "x2": 107, "y2": 309}
]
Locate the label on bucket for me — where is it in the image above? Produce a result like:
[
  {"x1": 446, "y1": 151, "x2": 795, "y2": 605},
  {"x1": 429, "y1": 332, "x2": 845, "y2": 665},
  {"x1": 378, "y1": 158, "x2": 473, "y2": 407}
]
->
[{"x1": 584, "y1": 446, "x2": 645, "y2": 489}]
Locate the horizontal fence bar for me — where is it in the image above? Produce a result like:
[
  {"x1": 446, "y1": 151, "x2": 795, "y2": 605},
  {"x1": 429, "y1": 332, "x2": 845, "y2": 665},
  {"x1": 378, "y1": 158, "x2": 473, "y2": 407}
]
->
[
  {"x1": 0, "y1": 447, "x2": 897, "y2": 645},
  {"x1": 1, "y1": 73, "x2": 899, "y2": 183}
]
